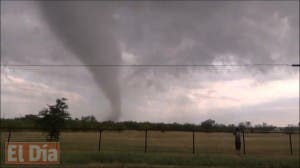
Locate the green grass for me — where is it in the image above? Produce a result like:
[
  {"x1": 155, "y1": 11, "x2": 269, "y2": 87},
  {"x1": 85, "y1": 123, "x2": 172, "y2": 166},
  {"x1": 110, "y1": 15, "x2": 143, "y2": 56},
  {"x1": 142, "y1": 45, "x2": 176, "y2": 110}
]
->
[
  {"x1": 60, "y1": 151, "x2": 299, "y2": 167},
  {"x1": 0, "y1": 131, "x2": 299, "y2": 167},
  {"x1": 1, "y1": 131, "x2": 298, "y2": 155},
  {"x1": 1, "y1": 152, "x2": 299, "y2": 168}
]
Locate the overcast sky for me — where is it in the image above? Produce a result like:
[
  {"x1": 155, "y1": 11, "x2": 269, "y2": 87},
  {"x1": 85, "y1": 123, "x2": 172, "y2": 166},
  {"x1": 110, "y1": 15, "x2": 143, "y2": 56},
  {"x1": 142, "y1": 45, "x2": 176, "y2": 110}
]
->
[{"x1": 1, "y1": 1, "x2": 299, "y2": 126}]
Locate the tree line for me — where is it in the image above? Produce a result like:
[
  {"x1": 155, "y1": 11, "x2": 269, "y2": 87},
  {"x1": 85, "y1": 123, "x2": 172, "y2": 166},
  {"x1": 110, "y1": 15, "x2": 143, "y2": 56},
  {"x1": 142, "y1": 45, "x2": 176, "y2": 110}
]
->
[
  {"x1": 0, "y1": 98, "x2": 299, "y2": 140},
  {"x1": 2, "y1": 116, "x2": 298, "y2": 132}
]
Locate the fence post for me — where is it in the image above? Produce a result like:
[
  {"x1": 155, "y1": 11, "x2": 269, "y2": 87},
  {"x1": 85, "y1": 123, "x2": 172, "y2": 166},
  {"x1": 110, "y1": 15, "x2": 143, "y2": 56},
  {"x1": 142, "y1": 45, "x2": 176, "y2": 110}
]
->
[
  {"x1": 144, "y1": 129, "x2": 148, "y2": 153},
  {"x1": 192, "y1": 130, "x2": 195, "y2": 154},
  {"x1": 242, "y1": 130, "x2": 246, "y2": 155},
  {"x1": 7, "y1": 128, "x2": 12, "y2": 142},
  {"x1": 98, "y1": 130, "x2": 102, "y2": 152},
  {"x1": 289, "y1": 133, "x2": 293, "y2": 155}
]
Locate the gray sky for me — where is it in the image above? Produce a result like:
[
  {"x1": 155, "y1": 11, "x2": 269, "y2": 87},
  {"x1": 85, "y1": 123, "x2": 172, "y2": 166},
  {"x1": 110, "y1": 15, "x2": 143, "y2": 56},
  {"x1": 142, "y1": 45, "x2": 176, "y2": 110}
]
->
[{"x1": 1, "y1": 1, "x2": 299, "y2": 126}]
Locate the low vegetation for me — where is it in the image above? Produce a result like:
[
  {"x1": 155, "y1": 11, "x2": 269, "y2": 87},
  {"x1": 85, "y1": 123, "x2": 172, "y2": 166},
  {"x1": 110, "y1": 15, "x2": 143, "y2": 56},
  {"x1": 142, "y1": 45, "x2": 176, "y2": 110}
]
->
[
  {"x1": 0, "y1": 99, "x2": 298, "y2": 167},
  {"x1": 1, "y1": 115, "x2": 299, "y2": 133},
  {"x1": 1, "y1": 131, "x2": 299, "y2": 167}
]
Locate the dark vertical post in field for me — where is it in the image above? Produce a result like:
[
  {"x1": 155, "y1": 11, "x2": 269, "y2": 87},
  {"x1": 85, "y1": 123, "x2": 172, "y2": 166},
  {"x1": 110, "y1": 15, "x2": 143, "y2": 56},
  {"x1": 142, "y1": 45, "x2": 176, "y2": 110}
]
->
[
  {"x1": 98, "y1": 130, "x2": 102, "y2": 152},
  {"x1": 242, "y1": 130, "x2": 246, "y2": 155},
  {"x1": 192, "y1": 130, "x2": 195, "y2": 154},
  {"x1": 289, "y1": 133, "x2": 293, "y2": 155},
  {"x1": 144, "y1": 129, "x2": 148, "y2": 153},
  {"x1": 7, "y1": 128, "x2": 12, "y2": 142}
]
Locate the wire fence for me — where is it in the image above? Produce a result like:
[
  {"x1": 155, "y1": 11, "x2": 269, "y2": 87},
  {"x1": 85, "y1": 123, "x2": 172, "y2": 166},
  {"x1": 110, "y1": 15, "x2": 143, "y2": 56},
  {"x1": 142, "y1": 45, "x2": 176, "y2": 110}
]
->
[
  {"x1": 1, "y1": 63, "x2": 299, "y2": 67},
  {"x1": 1, "y1": 128, "x2": 299, "y2": 156}
]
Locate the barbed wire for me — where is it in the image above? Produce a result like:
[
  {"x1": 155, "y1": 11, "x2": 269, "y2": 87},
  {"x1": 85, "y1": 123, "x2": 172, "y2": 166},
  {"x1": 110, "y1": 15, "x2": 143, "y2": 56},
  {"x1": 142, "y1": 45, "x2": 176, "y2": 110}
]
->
[{"x1": 1, "y1": 63, "x2": 298, "y2": 67}]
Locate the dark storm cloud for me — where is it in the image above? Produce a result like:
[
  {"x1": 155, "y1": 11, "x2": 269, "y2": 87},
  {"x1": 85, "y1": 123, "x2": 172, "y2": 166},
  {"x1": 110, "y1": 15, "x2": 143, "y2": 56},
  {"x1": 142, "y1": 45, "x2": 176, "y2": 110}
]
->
[
  {"x1": 39, "y1": 1, "x2": 122, "y2": 121},
  {"x1": 116, "y1": 1, "x2": 298, "y2": 65},
  {"x1": 1, "y1": 1, "x2": 299, "y2": 124}
]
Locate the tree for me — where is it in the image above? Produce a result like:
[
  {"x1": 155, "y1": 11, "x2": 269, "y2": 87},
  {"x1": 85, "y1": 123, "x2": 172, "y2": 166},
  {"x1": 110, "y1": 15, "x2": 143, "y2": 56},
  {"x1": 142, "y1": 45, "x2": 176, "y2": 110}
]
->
[
  {"x1": 37, "y1": 98, "x2": 70, "y2": 141},
  {"x1": 245, "y1": 121, "x2": 252, "y2": 128},
  {"x1": 81, "y1": 115, "x2": 97, "y2": 122},
  {"x1": 201, "y1": 119, "x2": 216, "y2": 129},
  {"x1": 80, "y1": 115, "x2": 98, "y2": 130},
  {"x1": 23, "y1": 114, "x2": 39, "y2": 121},
  {"x1": 283, "y1": 124, "x2": 299, "y2": 133}
]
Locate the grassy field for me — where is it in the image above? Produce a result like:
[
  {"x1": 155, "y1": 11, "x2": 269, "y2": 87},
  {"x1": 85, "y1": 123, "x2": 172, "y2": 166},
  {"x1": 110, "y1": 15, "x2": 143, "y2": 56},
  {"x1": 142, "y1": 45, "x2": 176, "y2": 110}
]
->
[{"x1": 0, "y1": 131, "x2": 299, "y2": 167}]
